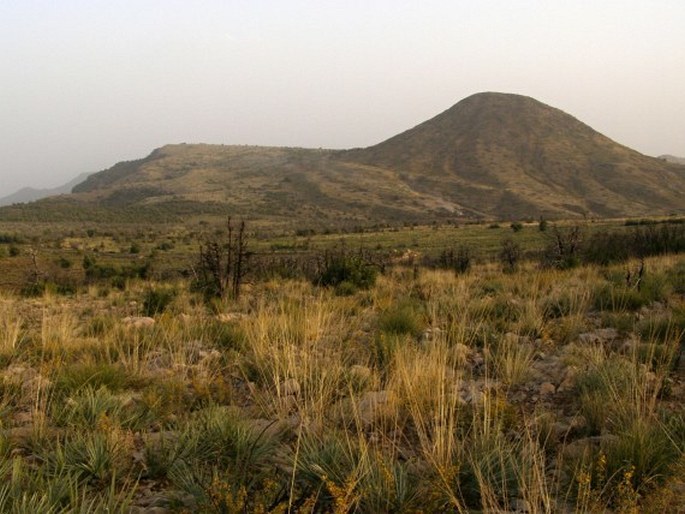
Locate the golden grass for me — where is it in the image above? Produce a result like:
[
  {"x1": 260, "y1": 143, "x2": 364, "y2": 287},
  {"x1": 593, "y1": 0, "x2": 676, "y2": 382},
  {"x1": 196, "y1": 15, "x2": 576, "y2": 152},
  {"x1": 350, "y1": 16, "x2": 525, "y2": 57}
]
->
[{"x1": 0, "y1": 253, "x2": 682, "y2": 511}]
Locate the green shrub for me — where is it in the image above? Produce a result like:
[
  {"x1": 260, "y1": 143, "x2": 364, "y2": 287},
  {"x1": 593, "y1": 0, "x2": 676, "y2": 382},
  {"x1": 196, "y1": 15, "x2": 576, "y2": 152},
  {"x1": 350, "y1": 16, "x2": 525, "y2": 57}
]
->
[
  {"x1": 50, "y1": 431, "x2": 129, "y2": 486},
  {"x1": 54, "y1": 363, "x2": 137, "y2": 394},
  {"x1": 168, "y1": 407, "x2": 282, "y2": 510},
  {"x1": 53, "y1": 386, "x2": 145, "y2": 429},
  {"x1": 499, "y1": 238, "x2": 521, "y2": 273},
  {"x1": 435, "y1": 245, "x2": 472, "y2": 274},
  {"x1": 378, "y1": 298, "x2": 425, "y2": 337},
  {"x1": 58, "y1": 257, "x2": 72, "y2": 269},
  {"x1": 142, "y1": 287, "x2": 176, "y2": 316},
  {"x1": 592, "y1": 274, "x2": 667, "y2": 312},
  {"x1": 541, "y1": 293, "x2": 573, "y2": 319},
  {"x1": 87, "y1": 315, "x2": 116, "y2": 337},
  {"x1": 316, "y1": 250, "x2": 377, "y2": 291},
  {"x1": 192, "y1": 319, "x2": 246, "y2": 352},
  {"x1": 667, "y1": 260, "x2": 685, "y2": 294},
  {"x1": 600, "y1": 417, "x2": 683, "y2": 504},
  {"x1": 510, "y1": 222, "x2": 523, "y2": 232}
]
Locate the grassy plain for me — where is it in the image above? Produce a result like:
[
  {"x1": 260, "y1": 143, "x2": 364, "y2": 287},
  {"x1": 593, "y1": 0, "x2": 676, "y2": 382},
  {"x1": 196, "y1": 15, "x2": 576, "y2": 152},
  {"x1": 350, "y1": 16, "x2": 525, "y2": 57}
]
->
[{"x1": 0, "y1": 219, "x2": 683, "y2": 512}]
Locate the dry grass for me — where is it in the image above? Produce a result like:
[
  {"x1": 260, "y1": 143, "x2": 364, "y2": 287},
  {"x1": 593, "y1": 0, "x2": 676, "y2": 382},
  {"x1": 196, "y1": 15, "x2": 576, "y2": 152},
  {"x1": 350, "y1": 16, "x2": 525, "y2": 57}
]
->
[{"x1": 0, "y1": 253, "x2": 682, "y2": 511}]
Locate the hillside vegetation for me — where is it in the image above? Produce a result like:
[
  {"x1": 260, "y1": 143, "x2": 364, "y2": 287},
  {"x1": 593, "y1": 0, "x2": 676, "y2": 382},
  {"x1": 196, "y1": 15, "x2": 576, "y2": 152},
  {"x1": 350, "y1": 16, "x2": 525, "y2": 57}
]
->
[
  {"x1": 0, "y1": 238, "x2": 683, "y2": 512},
  {"x1": 0, "y1": 219, "x2": 683, "y2": 511},
  {"x1": 2, "y1": 93, "x2": 684, "y2": 225}
]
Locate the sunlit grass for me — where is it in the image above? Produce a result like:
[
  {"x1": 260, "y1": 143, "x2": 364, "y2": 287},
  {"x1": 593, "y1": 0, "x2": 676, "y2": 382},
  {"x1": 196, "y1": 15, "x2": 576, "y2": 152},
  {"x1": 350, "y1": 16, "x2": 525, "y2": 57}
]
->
[{"x1": 0, "y1": 244, "x2": 682, "y2": 510}]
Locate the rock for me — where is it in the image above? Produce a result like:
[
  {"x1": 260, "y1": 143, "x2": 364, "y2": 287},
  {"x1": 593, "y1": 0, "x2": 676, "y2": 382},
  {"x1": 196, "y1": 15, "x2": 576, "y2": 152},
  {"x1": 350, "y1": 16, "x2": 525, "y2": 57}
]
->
[
  {"x1": 358, "y1": 390, "x2": 393, "y2": 426},
  {"x1": 146, "y1": 351, "x2": 172, "y2": 372},
  {"x1": 198, "y1": 349, "x2": 222, "y2": 362},
  {"x1": 349, "y1": 365, "x2": 372, "y2": 383},
  {"x1": 2, "y1": 365, "x2": 35, "y2": 383},
  {"x1": 12, "y1": 411, "x2": 33, "y2": 425},
  {"x1": 422, "y1": 327, "x2": 443, "y2": 342},
  {"x1": 569, "y1": 415, "x2": 587, "y2": 431},
  {"x1": 504, "y1": 332, "x2": 521, "y2": 344},
  {"x1": 557, "y1": 367, "x2": 577, "y2": 393},
  {"x1": 280, "y1": 378, "x2": 301, "y2": 396},
  {"x1": 471, "y1": 352, "x2": 485, "y2": 367},
  {"x1": 551, "y1": 422, "x2": 570, "y2": 441},
  {"x1": 2, "y1": 367, "x2": 51, "y2": 400},
  {"x1": 564, "y1": 434, "x2": 619, "y2": 461},
  {"x1": 122, "y1": 316, "x2": 155, "y2": 329},
  {"x1": 677, "y1": 349, "x2": 685, "y2": 378},
  {"x1": 141, "y1": 508, "x2": 169, "y2": 514},
  {"x1": 216, "y1": 312, "x2": 246, "y2": 323},
  {"x1": 452, "y1": 343, "x2": 471, "y2": 361},
  {"x1": 457, "y1": 380, "x2": 487, "y2": 405},
  {"x1": 579, "y1": 328, "x2": 618, "y2": 344},
  {"x1": 539, "y1": 382, "x2": 556, "y2": 396},
  {"x1": 279, "y1": 394, "x2": 298, "y2": 412},
  {"x1": 596, "y1": 327, "x2": 618, "y2": 340},
  {"x1": 177, "y1": 313, "x2": 192, "y2": 324},
  {"x1": 511, "y1": 498, "x2": 532, "y2": 513}
]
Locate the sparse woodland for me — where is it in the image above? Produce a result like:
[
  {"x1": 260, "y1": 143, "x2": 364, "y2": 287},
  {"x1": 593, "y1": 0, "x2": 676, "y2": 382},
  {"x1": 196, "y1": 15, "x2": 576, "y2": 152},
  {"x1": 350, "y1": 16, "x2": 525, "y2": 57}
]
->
[{"x1": 0, "y1": 219, "x2": 683, "y2": 513}]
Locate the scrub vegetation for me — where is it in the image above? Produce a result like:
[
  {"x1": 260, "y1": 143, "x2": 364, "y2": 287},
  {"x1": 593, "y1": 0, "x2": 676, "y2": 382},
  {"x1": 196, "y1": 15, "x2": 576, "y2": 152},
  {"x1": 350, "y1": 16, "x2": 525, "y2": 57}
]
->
[{"x1": 0, "y1": 218, "x2": 683, "y2": 512}]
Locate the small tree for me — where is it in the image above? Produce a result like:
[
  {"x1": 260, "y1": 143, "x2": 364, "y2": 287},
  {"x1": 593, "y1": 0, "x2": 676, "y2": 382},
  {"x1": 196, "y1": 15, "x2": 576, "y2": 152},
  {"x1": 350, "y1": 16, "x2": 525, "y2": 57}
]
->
[
  {"x1": 543, "y1": 225, "x2": 582, "y2": 269},
  {"x1": 192, "y1": 217, "x2": 250, "y2": 301},
  {"x1": 538, "y1": 216, "x2": 548, "y2": 232},
  {"x1": 499, "y1": 238, "x2": 521, "y2": 273},
  {"x1": 510, "y1": 222, "x2": 524, "y2": 233},
  {"x1": 437, "y1": 245, "x2": 472, "y2": 274},
  {"x1": 315, "y1": 246, "x2": 377, "y2": 294}
]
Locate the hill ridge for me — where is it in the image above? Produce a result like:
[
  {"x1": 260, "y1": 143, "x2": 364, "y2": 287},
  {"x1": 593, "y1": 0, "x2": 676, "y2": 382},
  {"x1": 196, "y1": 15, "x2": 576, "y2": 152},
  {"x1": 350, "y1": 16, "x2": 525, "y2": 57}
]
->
[{"x1": 2, "y1": 92, "x2": 684, "y2": 225}]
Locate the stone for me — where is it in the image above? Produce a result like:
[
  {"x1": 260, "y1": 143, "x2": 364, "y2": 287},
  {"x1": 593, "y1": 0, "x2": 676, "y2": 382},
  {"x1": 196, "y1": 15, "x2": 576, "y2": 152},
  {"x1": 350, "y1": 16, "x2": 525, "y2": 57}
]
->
[
  {"x1": 280, "y1": 395, "x2": 298, "y2": 412},
  {"x1": 511, "y1": 498, "x2": 532, "y2": 513},
  {"x1": 358, "y1": 390, "x2": 393, "y2": 426},
  {"x1": 12, "y1": 411, "x2": 32, "y2": 425},
  {"x1": 452, "y1": 343, "x2": 471, "y2": 361},
  {"x1": 569, "y1": 415, "x2": 587, "y2": 431},
  {"x1": 551, "y1": 422, "x2": 570, "y2": 441},
  {"x1": 556, "y1": 367, "x2": 577, "y2": 393},
  {"x1": 677, "y1": 349, "x2": 685, "y2": 377},
  {"x1": 579, "y1": 328, "x2": 618, "y2": 344},
  {"x1": 349, "y1": 365, "x2": 372, "y2": 383},
  {"x1": 539, "y1": 382, "x2": 556, "y2": 396},
  {"x1": 122, "y1": 316, "x2": 155, "y2": 329},
  {"x1": 216, "y1": 312, "x2": 246, "y2": 323},
  {"x1": 280, "y1": 378, "x2": 301, "y2": 396},
  {"x1": 198, "y1": 349, "x2": 222, "y2": 362}
]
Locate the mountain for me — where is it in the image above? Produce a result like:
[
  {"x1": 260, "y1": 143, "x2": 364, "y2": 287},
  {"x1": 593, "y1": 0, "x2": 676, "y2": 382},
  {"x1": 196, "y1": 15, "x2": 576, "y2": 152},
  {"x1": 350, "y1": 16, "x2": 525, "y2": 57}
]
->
[
  {"x1": 1, "y1": 92, "x2": 684, "y2": 225},
  {"x1": 0, "y1": 172, "x2": 91, "y2": 207},
  {"x1": 343, "y1": 92, "x2": 685, "y2": 218},
  {"x1": 659, "y1": 155, "x2": 685, "y2": 165}
]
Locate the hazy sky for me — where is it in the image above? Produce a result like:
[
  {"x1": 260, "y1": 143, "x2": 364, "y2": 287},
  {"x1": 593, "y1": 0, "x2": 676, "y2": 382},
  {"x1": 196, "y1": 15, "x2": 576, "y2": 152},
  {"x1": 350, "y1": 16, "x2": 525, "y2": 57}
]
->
[{"x1": 1, "y1": 1, "x2": 684, "y2": 196}]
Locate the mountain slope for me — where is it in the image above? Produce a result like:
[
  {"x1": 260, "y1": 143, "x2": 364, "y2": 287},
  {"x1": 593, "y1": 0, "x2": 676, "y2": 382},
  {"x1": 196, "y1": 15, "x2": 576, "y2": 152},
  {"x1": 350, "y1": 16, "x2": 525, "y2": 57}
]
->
[
  {"x1": 1, "y1": 92, "x2": 684, "y2": 224},
  {"x1": 3, "y1": 145, "x2": 453, "y2": 225},
  {"x1": 0, "y1": 172, "x2": 91, "y2": 207},
  {"x1": 660, "y1": 155, "x2": 685, "y2": 165},
  {"x1": 341, "y1": 92, "x2": 685, "y2": 218}
]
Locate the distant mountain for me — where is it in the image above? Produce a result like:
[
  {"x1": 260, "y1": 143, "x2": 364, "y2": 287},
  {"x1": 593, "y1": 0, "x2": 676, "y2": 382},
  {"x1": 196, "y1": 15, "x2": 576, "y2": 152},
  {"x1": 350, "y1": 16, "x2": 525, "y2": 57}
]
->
[
  {"x1": 0, "y1": 172, "x2": 91, "y2": 207},
  {"x1": 1, "y1": 93, "x2": 684, "y2": 225},
  {"x1": 659, "y1": 154, "x2": 685, "y2": 165},
  {"x1": 343, "y1": 92, "x2": 685, "y2": 219}
]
